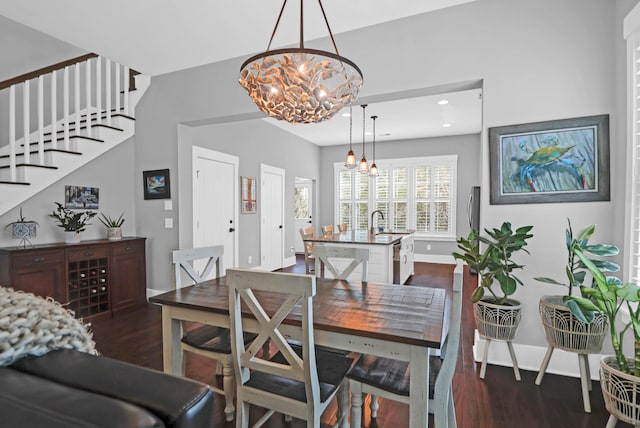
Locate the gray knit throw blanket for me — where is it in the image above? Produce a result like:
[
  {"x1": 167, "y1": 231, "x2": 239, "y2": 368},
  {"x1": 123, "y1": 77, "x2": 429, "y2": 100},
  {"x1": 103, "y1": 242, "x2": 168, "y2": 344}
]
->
[{"x1": 0, "y1": 286, "x2": 97, "y2": 366}]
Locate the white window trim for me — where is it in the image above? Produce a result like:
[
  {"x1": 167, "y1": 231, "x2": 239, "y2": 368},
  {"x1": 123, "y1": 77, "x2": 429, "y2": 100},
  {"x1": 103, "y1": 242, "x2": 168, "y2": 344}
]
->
[{"x1": 333, "y1": 155, "x2": 457, "y2": 239}]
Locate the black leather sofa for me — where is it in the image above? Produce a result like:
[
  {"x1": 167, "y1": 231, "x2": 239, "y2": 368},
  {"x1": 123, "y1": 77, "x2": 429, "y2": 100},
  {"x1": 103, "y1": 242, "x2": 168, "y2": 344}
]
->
[{"x1": 0, "y1": 349, "x2": 215, "y2": 428}]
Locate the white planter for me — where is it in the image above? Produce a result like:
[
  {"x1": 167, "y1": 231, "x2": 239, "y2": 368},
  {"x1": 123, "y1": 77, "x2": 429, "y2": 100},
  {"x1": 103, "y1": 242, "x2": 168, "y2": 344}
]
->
[
  {"x1": 107, "y1": 227, "x2": 122, "y2": 240},
  {"x1": 539, "y1": 295, "x2": 607, "y2": 354},
  {"x1": 474, "y1": 298, "x2": 522, "y2": 341},
  {"x1": 65, "y1": 231, "x2": 81, "y2": 244},
  {"x1": 600, "y1": 356, "x2": 640, "y2": 426}
]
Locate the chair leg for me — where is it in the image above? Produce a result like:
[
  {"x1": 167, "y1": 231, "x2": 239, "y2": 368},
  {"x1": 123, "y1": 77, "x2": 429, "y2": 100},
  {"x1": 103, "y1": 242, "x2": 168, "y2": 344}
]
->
[
  {"x1": 578, "y1": 354, "x2": 592, "y2": 413},
  {"x1": 237, "y1": 400, "x2": 249, "y2": 428},
  {"x1": 479, "y1": 338, "x2": 491, "y2": 379},
  {"x1": 448, "y1": 387, "x2": 457, "y2": 428},
  {"x1": 506, "y1": 341, "x2": 521, "y2": 381},
  {"x1": 370, "y1": 394, "x2": 379, "y2": 419},
  {"x1": 181, "y1": 350, "x2": 187, "y2": 376},
  {"x1": 350, "y1": 381, "x2": 363, "y2": 428},
  {"x1": 605, "y1": 414, "x2": 618, "y2": 428},
  {"x1": 535, "y1": 346, "x2": 554, "y2": 385},
  {"x1": 584, "y1": 354, "x2": 592, "y2": 391},
  {"x1": 222, "y1": 358, "x2": 235, "y2": 421},
  {"x1": 336, "y1": 380, "x2": 350, "y2": 428}
]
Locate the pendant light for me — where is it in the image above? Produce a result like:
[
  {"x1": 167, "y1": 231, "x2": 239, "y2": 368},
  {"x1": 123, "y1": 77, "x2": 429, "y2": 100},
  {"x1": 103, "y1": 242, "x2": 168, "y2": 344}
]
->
[
  {"x1": 238, "y1": 0, "x2": 363, "y2": 124},
  {"x1": 344, "y1": 106, "x2": 356, "y2": 169},
  {"x1": 369, "y1": 115, "x2": 378, "y2": 177},
  {"x1": 358, "y1": 104, "x2": 369, "y2": 173}
]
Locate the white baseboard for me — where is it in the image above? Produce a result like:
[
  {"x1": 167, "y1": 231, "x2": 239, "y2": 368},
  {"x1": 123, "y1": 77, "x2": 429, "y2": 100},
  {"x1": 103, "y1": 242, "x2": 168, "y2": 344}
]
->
[
  {"x1": 283, "y1": 256, "x2": 296, "y2": 268},
  {"x1": 414, "y1": 254, "x2": 456, "y2": 264},
  {"x1": 472, "y1": 330, "x2": 605, "y2": 380}
]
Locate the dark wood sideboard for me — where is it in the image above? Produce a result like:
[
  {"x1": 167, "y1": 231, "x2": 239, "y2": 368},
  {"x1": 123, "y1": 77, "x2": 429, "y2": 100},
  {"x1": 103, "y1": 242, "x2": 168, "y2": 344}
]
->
[{"x1": 0, "y1": 237, "x2": 146, "y2": 320}]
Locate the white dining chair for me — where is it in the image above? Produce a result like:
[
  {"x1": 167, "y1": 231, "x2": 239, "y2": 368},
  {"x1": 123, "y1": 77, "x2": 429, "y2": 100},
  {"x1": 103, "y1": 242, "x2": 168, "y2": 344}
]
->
[
  {"x1": 347, "y1": 262, "x2": 464, "y2": 428},
  {"x1": 172, "y1": 246, "x2": 256, "y2": 422},
  {"x1": 227, "y1": 268, "x2": 354, "y2": 428},
  {"x1": 312, "y1": 245, "x2": 369, "y2": 282},
  {"x1": 299, "y1": 227, "x2": 316, "y2": 274}
]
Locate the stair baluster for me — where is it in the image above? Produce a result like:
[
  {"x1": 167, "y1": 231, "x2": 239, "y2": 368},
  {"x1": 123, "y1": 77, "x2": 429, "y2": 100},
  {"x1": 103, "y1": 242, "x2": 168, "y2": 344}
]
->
[{"x1": 37, "y1": 75, "x2": 45, "y2": 165}]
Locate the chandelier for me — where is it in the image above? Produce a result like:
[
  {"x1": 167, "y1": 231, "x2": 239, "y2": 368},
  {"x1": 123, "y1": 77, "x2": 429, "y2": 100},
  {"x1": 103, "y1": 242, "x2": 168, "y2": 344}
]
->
[{"x1": 238, "y1": 0, "x2": 363, "y2": 124}]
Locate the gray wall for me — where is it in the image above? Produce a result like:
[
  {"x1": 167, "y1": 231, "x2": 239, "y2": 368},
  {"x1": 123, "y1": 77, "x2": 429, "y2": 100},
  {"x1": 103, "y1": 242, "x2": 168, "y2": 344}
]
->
[
  {"x1": 318, "y1": 134, "x2": 481, "y2": 257},
  {"x1": 0, "y1": 138, "x2": 138, "y2": 247},
  {"x1": 180, "y1": 120, "x2": 320, "y2": 271}
]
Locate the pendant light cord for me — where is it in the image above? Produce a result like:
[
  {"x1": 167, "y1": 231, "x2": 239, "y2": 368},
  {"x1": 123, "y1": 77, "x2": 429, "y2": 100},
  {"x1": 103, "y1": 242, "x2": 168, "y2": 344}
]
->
[
  {"x1": 349, "y1": 106, "x2": 353, "y2": 150},
  {"x1": 361, "y1": 104, "x2": 367, "y2": 156},
  {"x1": 318, "y1": 0, "x2": 340, "y2": 56},
  {"x1": 371, "y1": 116, "x2": 377, "y2": 161},
  {"x1": 266, "y1": 0, "x2": 289, "y2": 51}
]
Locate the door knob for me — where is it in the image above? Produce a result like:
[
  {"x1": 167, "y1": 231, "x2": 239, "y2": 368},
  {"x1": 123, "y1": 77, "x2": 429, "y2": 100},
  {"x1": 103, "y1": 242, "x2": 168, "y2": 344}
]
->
[
  {"x1": 279, "y1": 225, "x2": 283, "y2": 229},
  {"x1": 229, "y1": 227, "x2": 235, "y2": 232},
  {"x1": 308, "y1": 220, "x2": 312, "y2": 224}
]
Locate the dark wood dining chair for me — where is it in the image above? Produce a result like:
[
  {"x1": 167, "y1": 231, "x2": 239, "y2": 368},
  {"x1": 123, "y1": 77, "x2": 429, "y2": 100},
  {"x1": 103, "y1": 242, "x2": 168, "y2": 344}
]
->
[
  {"x1": 347, "y1": 262, "x2": 464, "y2": 428},
  {"x1": 227, "y1": 268, "x2": 354, "y2": 427},
  {"x1": 172, "y1": 246, "x2": 256, "y2": 422},
  {"x1": 321, "y1": 224, "x2": 334, "y2": 236}
]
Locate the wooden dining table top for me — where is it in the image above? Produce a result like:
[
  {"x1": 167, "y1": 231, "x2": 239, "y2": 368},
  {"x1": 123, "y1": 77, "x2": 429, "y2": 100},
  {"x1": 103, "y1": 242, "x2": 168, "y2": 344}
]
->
[{"x1": 150, "y1": 276, "x2": 448, "y2": 350}]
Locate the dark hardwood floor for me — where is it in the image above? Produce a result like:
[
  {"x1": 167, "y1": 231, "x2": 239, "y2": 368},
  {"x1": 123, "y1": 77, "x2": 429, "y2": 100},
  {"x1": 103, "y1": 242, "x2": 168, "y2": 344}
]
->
[{"x1": 90, "y1": 257, "x2": 629, "y2": 427}]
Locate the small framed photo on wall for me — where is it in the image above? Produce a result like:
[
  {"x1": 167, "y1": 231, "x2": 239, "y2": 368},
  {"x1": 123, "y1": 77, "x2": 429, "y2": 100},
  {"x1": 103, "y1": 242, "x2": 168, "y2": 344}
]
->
[
  {"x1": 241, "y1": 176, "x2": 257, "y2": 214},
  {"x1": 143, "y1": 169, "x2": 171, "y2": 200}
]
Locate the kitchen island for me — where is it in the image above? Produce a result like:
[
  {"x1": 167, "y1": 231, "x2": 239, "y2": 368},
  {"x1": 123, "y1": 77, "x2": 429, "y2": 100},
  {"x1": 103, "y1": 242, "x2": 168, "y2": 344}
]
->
[{"x1": 304, "y1": 229, "x2": 415, "y2": 284}]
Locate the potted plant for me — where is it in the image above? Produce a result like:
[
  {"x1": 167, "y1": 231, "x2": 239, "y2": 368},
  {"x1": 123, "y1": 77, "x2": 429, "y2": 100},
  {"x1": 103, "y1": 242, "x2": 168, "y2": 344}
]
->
[
  {"x1": 534, "y1": 220, "x2": 617, "y2": 360},
  {"x1": 568, "y1": 252, "x2": 640, "y2": 426},
  {"x1": 4, "y1": 207, "x2": 39, "y2": 248},
  {"x1": 98, "y1": 212, "x2": 125, "y2": 240},
  {"x1": 49, "y1": 202, "x2": 97, "y2": 243},
  {"x1": 453, "y1": 221, "x2": 534, "y2": 380}
]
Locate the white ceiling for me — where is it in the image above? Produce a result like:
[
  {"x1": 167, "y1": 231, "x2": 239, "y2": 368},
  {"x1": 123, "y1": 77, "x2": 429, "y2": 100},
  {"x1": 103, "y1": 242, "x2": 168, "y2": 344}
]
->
[
  {"x1": 0, "y1": 0, "x2": 482, "y2": 144},
  {"x1": 266, "y1": 88, "x2": 483, "y2": 146}
]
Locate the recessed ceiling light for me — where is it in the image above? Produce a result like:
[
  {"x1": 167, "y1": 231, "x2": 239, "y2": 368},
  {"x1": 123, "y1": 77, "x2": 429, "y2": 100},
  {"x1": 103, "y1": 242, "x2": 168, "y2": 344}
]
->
[
  {"x1": 437, "y1": 99, "x2": 449, "y2": 105},
  {"x1": 443, "y1": 123, "x2": 452, "y2": 128}
]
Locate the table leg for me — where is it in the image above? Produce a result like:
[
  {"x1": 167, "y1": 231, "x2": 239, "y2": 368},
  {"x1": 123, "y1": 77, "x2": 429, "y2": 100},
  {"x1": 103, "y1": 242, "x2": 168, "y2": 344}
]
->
[
  {"x1": 409, "y1": 346, "x2": 429, "y2": 427},
  {"x1": 161, "y1": 308, "x2": 182, "y2": 374}
]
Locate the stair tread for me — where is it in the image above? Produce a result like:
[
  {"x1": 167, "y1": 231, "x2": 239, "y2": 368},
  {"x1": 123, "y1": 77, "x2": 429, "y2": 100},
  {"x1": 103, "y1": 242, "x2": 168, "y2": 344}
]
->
[
  {"x1": 24, "y1": 134, "x2": 106, "y2": 147},
  {"x1": 0, "y1": 149, "x2": 82, "y2": 159},
  {"x1": 0, "y1": 163, "x2": 58, "y2": 170},
  {"x1": 43, "y1": 122, "x2": 125, "y2": 137},
  {"x1": 0, "y1": 180, "x2": 30, "y2": 185}
]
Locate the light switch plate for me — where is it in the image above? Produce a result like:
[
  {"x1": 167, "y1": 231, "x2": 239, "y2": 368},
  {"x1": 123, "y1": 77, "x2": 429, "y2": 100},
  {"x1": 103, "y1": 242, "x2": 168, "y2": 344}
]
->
[
  {"x1": 165, "y1": 218, "x2": 173, "y2": 229},
  {"x1": 164, "y1": 200, "x2": 172, "y2": 211}
]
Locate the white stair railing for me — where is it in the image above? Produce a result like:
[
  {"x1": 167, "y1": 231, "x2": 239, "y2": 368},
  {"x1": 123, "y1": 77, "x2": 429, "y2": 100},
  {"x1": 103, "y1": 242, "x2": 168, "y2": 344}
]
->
[{"x1": 1, "y1": 54, "x2": 135, "y2": 183}]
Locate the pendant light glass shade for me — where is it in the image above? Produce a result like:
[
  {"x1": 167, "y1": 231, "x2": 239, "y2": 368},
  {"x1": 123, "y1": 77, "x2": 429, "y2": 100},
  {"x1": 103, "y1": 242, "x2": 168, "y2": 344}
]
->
[
  {"x1": 369, "y1": 115, "x2": 378, "y2": 177},
  {"x1": 238, "y1": 0, "x2": 363, "y2": 124},
  {"x1": 358, "y1": 104, "x2": 368, "y2": 173},
  {"x1": 344, "y1": 106, "x2": 356, "y2": 168}
]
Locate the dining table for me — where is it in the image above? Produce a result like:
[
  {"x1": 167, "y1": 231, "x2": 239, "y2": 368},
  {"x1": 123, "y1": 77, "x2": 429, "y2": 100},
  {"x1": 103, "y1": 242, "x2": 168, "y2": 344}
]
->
[{"x1": 150, "y1": 274, "x2": 448, "y2": 428}]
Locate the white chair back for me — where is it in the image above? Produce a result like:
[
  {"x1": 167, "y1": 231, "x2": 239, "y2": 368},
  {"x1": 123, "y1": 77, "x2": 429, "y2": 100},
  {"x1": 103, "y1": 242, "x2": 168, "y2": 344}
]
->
[
  {"x1": 227, "y1": 268, "x2": 322, "y2": 422},
  {"x1": 312, "y1": 245, "x2": 369, "y2": 282},
  {"x1": 172, "y1": 246, "x2": 223, "y2": 288}
]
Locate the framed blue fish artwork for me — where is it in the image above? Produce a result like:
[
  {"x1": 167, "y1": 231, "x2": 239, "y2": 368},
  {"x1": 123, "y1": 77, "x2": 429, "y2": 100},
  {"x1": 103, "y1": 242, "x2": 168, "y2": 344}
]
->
[{"x1": 489, "y1": 115, "x2": 609, "y2": 204}]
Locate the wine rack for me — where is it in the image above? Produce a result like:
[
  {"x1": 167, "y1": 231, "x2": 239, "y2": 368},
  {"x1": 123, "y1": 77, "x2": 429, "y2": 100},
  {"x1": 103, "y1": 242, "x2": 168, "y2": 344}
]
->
[{"x1": 68, "y1": 257, "x2": 109, "y2": 318}]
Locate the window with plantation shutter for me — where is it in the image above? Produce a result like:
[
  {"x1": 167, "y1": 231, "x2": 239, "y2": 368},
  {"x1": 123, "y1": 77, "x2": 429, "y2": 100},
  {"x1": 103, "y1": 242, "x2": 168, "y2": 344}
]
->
[
  {"x1": 625, "y1": 25, "x2": 640, "y2": 285},
  {"x1": 334, "y1": 155, "x2": 457, "y2": 239}
]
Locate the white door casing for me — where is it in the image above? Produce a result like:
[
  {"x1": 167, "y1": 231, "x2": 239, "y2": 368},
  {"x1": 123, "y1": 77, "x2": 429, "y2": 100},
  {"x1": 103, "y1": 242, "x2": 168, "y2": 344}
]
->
[
  {"x1": 260, "y1": 164, "x2": 285, "y2": 271},
  {"x1": 192, "y1": 146, "x2": 238, "y2": 276}
]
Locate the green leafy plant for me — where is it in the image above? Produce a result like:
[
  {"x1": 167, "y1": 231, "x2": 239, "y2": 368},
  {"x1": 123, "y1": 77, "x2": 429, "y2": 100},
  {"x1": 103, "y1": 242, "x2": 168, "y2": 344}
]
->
[
  {"x1": 4, "y1": 207, "x2": 38, "y2": 229},
  {"x1": 98, "y1": 212, "x2": 125, "y2": 228},
  {"x1": 453, "y1": 221, "x2": 534, "y2": 305},
  {"x1": 534, "y1": 219, "x2": 619, "y2": 297},
  {"x1": 49, "y1": 202, "x2": 96, "y2": 232},
  {"x1": 568, "y1": 252, "x2": 640, "y2": 375}
]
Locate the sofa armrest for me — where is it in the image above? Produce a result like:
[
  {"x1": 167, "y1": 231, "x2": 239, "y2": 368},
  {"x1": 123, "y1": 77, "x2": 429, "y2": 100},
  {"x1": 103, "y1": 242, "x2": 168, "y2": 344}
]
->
[{"x1": 11, "y1": 350, "x2": 214, "y2": 428}]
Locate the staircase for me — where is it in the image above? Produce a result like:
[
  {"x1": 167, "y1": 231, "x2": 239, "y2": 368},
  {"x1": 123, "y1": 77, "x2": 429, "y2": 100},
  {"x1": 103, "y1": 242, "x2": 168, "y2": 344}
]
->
[{"x1": 0, "y1": 54, "x2": 149, "y2": 216}]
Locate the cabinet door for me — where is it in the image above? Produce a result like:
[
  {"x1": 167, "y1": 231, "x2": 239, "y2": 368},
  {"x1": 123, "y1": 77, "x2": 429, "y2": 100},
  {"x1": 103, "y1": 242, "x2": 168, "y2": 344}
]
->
[
  {"x1": 11, "y1": 249, "x2": 66, "y2": 302},
  {"x1": 110, "y1": 239, "x2": 146, "y2": 314}
]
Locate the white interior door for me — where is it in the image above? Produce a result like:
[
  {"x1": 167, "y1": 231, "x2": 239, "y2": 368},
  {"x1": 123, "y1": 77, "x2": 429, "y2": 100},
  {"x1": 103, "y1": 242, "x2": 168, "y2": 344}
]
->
[
  {"x1": 192, "y1": 147, "x2": 238, "y2": 276},
  {"x1": 294, "y1": 177, "x2": 313, "y2": 253},
  {"x1": 260, "y1": 164, "x2": 284, "y2": 271}
]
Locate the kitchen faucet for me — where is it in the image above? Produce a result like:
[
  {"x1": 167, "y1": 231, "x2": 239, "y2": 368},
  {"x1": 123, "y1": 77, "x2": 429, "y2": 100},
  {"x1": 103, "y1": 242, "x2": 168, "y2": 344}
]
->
[{"x1": 370, "y1": 210, "x2": 385, "y2": 235}]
